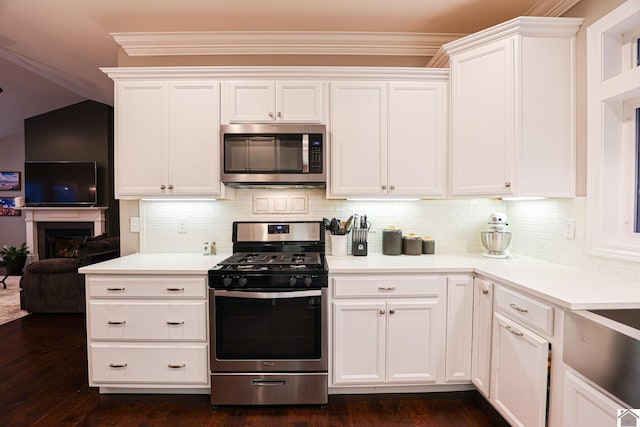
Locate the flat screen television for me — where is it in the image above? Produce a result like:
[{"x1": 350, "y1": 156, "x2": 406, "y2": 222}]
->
[{"x1": 25, "y1": 161, "x2": 97, "y2": 207}]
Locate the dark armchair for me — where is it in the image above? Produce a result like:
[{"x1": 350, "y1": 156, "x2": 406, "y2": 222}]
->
[{"x1": 20, "y1": 234, "x2": 120, "y2": 313}]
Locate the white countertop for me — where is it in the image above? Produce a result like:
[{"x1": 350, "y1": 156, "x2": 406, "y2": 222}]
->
[
  {"x1": 79, "y1": 251, "x2": 640, "y2": 311},
  {"x1": 327, "y1": 253, "x2": 640, "y2": 310}
]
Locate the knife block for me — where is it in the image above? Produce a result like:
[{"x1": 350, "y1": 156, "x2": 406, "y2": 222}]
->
[{"x1": 352, "y1": 241, "x2": 368, "y2": 256}]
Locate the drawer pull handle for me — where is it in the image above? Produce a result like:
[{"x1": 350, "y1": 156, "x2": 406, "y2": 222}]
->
[
  {"x1": 379, "y1": 309, "x2": 386, "y2": 315},
  {"x1": 253, "y1": 379, "x2": 286, "y2": 386},
  {"x1": 107, "y1": 287, "x2": 125, "y2": 292},
  {"x1": 482, "y1": 289, "x2": 489, "y2": 296},
  {"x1": 109, "y1": 363, "x2": 128, "y2": 368},
  {"x1": 166, "y1": 287, "x2": 185, "y2": 292},
  {"x1": 506, "y1": 325, "x2": 524, "y2": 337},
  {"x1": 378, "y1": 286, "x2": 396, "y2": 291},
  {"x1": 107, "y1": 321, "x2": 126, "y2": 325},
  {"x1": 168, "y1": 364, "x2": 186, "y2": 369},
  {"x1": 166, "y1": 321, "x2": 185, "y2": 326},
  {"x1": 509, "y1": 303, "x2": 528, "y2": 313}
]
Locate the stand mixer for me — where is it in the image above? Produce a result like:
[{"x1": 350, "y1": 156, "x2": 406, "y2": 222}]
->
[{"x1": 480, "y1": 213, "x2": 512, "y2": 258}]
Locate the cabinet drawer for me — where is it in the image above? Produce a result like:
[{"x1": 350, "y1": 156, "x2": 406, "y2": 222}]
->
[
  {"x1": 90, "y1": 343, "x2": 208, "y2": 384},
  {"x1": 89, "y1": 301, "x2": 207, "y2": 341},
  {"x1": 332, "y1": 275, "x2": 445, "y2": 298},
  {"x1": 87, "y1": 276, "x2": 206, "y2": 299},
  {"x1": 495, "y1": 286, "x2": 553, "y2": 336}
]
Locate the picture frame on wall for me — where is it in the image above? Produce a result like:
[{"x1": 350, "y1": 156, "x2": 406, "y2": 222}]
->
[
  {"x1": 0, "y1": 172, "x2": 20, "y2": 191},
  {"x1": 0, "y1": 198, "x2": 20, "y2": 216}
]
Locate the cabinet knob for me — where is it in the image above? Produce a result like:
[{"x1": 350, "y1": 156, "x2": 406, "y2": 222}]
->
[
  {"x1": 390, "y1": 185, "x2": 395, "y2": 190},
  {"x1": 268, "y1": 112, "x2": 274, "y2": 118},
  {"x1": 168, "y1": 184, "x2": 174, "y2": 190},
  {"x1": 160, "y1": 185, "x2": 166, "y2": 190},
  {"x1": 381, "y1": 185, "x2": 387, "y2": 190},
  {"x1": 505, "y1": 181, "x2": 512, "y2": 188},
  {"x1": 389, "y1": 309, "x2": 395, "y2": 315},
  {"x1": 379, "y1": 309, "x2": 386, "y2": 315},
  {"x1": 482, "y1": 289, "x2": 489, "y2": 296},
  {"x1": 277, "y1": 112, "x2": 283, "y2": 118}
]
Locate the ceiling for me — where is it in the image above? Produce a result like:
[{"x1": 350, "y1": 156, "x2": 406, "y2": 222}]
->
[{"x1": 0, "y1": 0, "x2": 580, "y2": 139}]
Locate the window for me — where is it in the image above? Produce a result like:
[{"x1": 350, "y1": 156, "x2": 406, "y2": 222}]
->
[{"x1": 587, "y1": 1, "x2": 640, "y2": 262}]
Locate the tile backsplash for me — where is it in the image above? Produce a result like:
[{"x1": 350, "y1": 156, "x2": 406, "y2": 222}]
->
[
  {"x1": 138, "y1": 191, "x2": 640, "y2": 282},
  {"x1": 139, "y1": 189, "x2": 505, "y2": 255}
]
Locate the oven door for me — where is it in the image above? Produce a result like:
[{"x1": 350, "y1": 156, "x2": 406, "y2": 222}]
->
[{"x1": 210, "y1": 288, "x2": 327, "y2": 372}]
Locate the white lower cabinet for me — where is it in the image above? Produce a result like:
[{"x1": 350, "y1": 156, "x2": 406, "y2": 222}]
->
[
  {"x1": 85, "y1": 275, "x2": 209, "y2": 390},
  {"x1": 471, "y1": 277, "x2": 493, "y2": 397},
  {"x1": 490, "y1": 312, "x2": 550, "y2": 427},
  {"x1": 563, "y1": 370, "x2": 620, "y2": 427},
  {"x1": 331, "y1": 275, "x2": 446, "y2": 386},
  {"x1": 445, "y1": 275, "x2": 473, "y2": 383}
]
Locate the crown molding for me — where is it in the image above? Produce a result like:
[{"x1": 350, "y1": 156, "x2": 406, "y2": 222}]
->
[
  {"x1": 111, "y1": 31, "x2": 466, "y2": 57},
  {"x1": 525, "y1": 0, "x2": 582, "y2": 17}
]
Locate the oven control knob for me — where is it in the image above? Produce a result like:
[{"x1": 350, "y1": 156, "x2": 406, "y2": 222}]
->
[
  {"x1": 289, "y1": 276, "x2": 297, "y2": 287},
  {"x1": 238, "y1": 277, "x2": 247, "y2": 287},
  {"x1": 304, "y1": 276, "x2": 313, "y2": 287},
  {"x1": 223, "y1": 276, "x2": 233, "y2": 287}
]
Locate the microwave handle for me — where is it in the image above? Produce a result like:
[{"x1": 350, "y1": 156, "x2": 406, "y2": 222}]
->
[{"x1": 302, "y1": 134, "x2": 309, "y2": 173}]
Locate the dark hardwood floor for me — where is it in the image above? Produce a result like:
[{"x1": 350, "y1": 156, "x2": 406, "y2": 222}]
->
[{"x1": 0, "y1": 314, "x2": 509, "y2": 427}]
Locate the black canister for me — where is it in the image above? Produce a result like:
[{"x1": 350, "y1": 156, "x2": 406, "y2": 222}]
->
[
  {"x1": 402, "y1": 234, "x2": 422, "y2": 255},
  {"x1": 382, "y1": 227, "x2": 402, "y2": 255},
  {"x1": 422, "y1": 236, "x2": 435, "y2": 254}
]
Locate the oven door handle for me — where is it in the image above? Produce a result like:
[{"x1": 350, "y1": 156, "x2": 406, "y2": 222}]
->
[{"x1": 215, "y1": 289, "x2": 321, "y2": 299}]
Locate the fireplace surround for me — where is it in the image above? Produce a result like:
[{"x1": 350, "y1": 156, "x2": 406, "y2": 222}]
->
[{"x1": 23, "y1": 207, "x2": 107, "y2": 262}]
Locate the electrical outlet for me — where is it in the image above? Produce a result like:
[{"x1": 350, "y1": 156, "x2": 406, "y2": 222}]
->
[
  {"x1": 564, "y1": 219, "x2": 575, "y2": 239},
  {"x1": 130, "y1": 217, "x2": 140, "y2": 233},
  {"x1": 177, "y1": 217, "x2": 188, "y2": 234}
]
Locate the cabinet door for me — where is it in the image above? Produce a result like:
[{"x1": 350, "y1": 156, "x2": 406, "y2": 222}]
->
[
  {"x1": 445, "y1": 275, "x2": 473, "y2": 383},
  {"x1": 276, "y1": 81, "x2": 323, "y2": 123},
  {"x1": 386, "y1": 299, "x2": 444, "y2": 384},
  {"x1": 388, "y1": 81, "x2": 447, "y2": 197},
  {"x1": 490, "y1": 312, "x2": 550, "y2": 427},
  {"x1": 450, "y1": 37, "x2": 515, "y2": 197},
  {"x1": 168, "y1": 81, "x2": 221, "y2": 195},
  {"x1": 329, "y1": 82, "x2": 387, "y2": 197},
  {"x1": 222, "y1": 80, "x2": 275, "y2": 123},
  {"x1": 471, "y1": 278, "x2": 493, "y2": 398},
  {"x1": 563, "y1": 370, "x2": 620, "y2": 427},
  {"x1": 115, "y1": 82, "x2": 168, "y2": 197},
  {"x1": 333, "y1": 300, "x2": 386, "y2": 385}
]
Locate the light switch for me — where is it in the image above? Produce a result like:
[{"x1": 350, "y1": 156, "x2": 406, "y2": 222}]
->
[
  {"x1": 564, "y1": 219, "x2": 575, "y2": 239},
  {"x1": 177, "y1": 217, "x2": 188, "y2": 233}
]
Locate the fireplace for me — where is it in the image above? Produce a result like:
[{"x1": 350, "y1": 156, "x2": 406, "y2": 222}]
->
[
  {"x1": 38, "y1": 222, "x2": 94, "y2": 259},
  {"x1": 23, "y1": 207, "x2": 107, "y2": 262}
]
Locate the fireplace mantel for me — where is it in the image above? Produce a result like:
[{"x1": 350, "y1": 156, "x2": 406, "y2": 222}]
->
[{"x1": 23, "y1": 207, "x2": 108, "y2": 262}]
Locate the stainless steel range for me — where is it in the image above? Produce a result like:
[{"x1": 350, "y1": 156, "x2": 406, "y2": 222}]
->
[{"x1": 208, "y1": 221, "x2": 328, "y2": 406}]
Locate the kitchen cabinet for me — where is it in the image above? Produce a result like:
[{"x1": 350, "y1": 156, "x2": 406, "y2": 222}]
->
[
  {"x1": 85, "y1": 275, "x2": 209, "y2": 390},
  {"x1": 113, "y1": 80, "x2": 222, "y2": 198},
  {"x1": 329, "y1": 79, "x2": 447, "y2": 198},
  {"x1": 490, "y1": 284, "x2": 554, "y2": 427},
  {"x1": 445, "y1": 17, "x2": 583, "y2": 197},
  {"x1": 222, "y1": 80, "x2": 323, "y2": 123},
  {"x1": 471, "y1": 277, "x2": 493, "y2": 398},
  {"x1": 563, "y1": 370, "x2": 620, "y2": 427},
  {"x1": 444, "y1": 275, "x2": 473, "y2": 383},
  {"x1": 331, "y1": 275, "x2": 445, "y2": 386}
]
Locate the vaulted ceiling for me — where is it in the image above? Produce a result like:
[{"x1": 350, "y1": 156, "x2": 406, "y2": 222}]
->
[{"x1": 0, "y1": 0, "x2": 580, "y2": 139}]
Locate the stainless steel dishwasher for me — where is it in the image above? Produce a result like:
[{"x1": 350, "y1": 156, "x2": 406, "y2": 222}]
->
[{"x1": 563, "y1": 309, "x2": 640, "y2": 407}]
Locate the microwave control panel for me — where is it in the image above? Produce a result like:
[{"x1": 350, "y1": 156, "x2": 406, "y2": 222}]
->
[{"x1": 309, "y1": 135, "x2": 323, "y2": 173}]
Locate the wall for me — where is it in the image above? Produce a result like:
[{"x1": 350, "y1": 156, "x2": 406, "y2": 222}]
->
[
  {"x1": 24, "y1": 100, "x2": 119, "y2": 237},
  {"x1": 0, "y1": 132, "x2": 26, "y2": 248},
  {"x1": 135, "y1": 190, "x2": 505, "y2": 256}
]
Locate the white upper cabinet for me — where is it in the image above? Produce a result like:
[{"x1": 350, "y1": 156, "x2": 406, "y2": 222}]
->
[
  {"x1": 222, "y1": 80, "x2": 323, "y2": 123},
  {"x1": 329, "y1": 77, "x2": 448, "y2": 198},
  {"x1": 445, "y1": 17, "x2": 583, "y2": 198},
  {"x1": 113, "y1": 80, "x2": 221, "y2": 198}
]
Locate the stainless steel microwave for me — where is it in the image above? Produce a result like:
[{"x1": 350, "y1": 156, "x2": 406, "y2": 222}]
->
[{"x1": 220, "y1": 123, "x2": 326, "y2": 186}]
